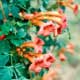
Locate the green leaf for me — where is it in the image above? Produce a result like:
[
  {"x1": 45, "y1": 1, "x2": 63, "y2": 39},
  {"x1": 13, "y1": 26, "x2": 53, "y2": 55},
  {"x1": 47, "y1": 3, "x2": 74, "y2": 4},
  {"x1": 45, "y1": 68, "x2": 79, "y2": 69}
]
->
[
  {"x1": 42, "y1": 0, "x2": 49, "y2": 8},
  {"x1": 0, "y1": 22, "x2": 12, "y2": 35},
  {"x1": 0, "y1": 67, "x2": 12, "y2": 80},
  {"x1": 16, "y1": 28, "x2": 26, "y2": 38},
  {"x1": 17, "y1": 0, "x2": 28, "y2": 7},
  {"x1": 10, "y1": 5, "x2": 20, "y2": 18},
  {"x1": 40, "y1": 5, "x2": 46, "y2": 11},
  {"x1": 16, "y1": 22, "x2": 26, "y2": 27},
  {"x1": 16, "y1": 0, "x2": 30, "y2": 10},
  {"x1": 0, "y1": 40, "x2": 10, "y2": 54},
  {"x1": 60, "y1": 6, "x2": 66, "y2": 12},
  {"x1": 0, "y1": 12, "x2": 3, "y2": 20},
  {"x1": 0, "y1": 54, "x2": 9, "y2": 66},
  {"x1": 18, "y1": 76, "x2": 29, "y2": 80},
  {"x1": 10, "y1": 39, "x2": 24, "y2": 46},
  {"x1": 15, "y1": 63, "x2": 30, "y2": 78},
  {"x1": 3, "y1": 0, "x2": 9, "y2": 18},
  {"x1": 48, "y1": 3, "x2": 58, "y2": 10}
]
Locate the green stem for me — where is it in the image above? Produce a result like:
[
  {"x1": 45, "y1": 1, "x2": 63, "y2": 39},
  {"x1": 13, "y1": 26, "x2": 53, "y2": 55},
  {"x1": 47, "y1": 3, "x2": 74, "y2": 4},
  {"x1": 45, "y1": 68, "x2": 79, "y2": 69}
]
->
[
  {"x1": 10, "y1": 54, "x2": 13, "y2": 66},
  {"x1": 67, "y1": 27, "x2": 71, "y2": 39},
  {"x1": 0, "y1": 0, "x2": 6, "y2": 20},
  {"x1": 13, "y1": 67, "x2": 19, "y2": 79}
]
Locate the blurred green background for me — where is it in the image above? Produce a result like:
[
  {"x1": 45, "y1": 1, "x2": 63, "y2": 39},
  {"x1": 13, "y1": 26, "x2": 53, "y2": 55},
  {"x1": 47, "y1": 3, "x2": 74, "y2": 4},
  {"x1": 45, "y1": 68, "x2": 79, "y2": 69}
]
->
[{"x1": 55, "y1": 0, "x2": 80, "y2": 80}]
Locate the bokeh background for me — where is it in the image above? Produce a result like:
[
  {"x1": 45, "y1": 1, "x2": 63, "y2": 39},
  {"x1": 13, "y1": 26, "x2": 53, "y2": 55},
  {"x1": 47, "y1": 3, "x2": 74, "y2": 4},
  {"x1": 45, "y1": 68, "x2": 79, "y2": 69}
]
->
[
  {"x1": 52, "y1": 0, "x2": 80, "y2": 80},
  {"x1": 30, "y1": 0, "x2": 80, "y2": 80}
]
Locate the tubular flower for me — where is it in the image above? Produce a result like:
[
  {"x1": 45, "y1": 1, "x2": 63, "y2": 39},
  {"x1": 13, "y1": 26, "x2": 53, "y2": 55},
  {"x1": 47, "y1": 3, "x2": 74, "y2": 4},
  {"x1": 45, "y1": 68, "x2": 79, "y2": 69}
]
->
[
  {"x1": 66, "y1": 3, "x2": 78, "y2": 15},
  {"x1": 19, "y1": 11, "x2": 64, "y2": 20},
  {"x1": 0, "y1": 35, "x2": 6, "y2": 40},
  {"x1": 57, "y1": 0, "x2": 78, "y2": 15},
  {"x1": 73, "y1": 4, "x2": 78, "y2": 15},
  {"x1": 23, "y1": 53, "x2": 34, "y2": 63},
  {"x1": 21, "y1": 42, "x2": 34, "y2": 48},
  {"x1": 66, "y1": 42, "x2": 75, "y2": 54},
  {"x1": 19, "y1": 11, "x2": 67, "y2": 37},
  {"x1": 43, "y1": 53, "x2": 56, "y2": 69},
  {"x1": 33, "y1": 37, "x2": 45, "y2": 53},
  {"x1": 58, "y1": 8, "x2": 64, "y2": 14},
  {"x1": 18, "y1": 37, "x2": 44, "y2": 53},
  {"x1": 16, "y1": 47, "x2": 23, "y2": 56},
  {"x1": 29, "y1": 63, "x2": 42, "y2": 73},
  {"x1": 53, "y1": 20, "x2": 67, "y2": 36},
  {"x1": 29, "y1": 58, "x2": 43, "y2": 73},
  {"x1": 38, "y1": 21, "x2": 55, "y2": 36},
  {"x1": 34, "y1": 37, "x2": 44, "y2": 46},
  {"x1": 29, "y1": 53, "x2": 55, "y2": 73},
  {"x1": 56, "y1": 26, "x2": 62, "y2": 35},
  {"x1": 55, "y1": 21, "x2": 67, "y2": 36},
  {"x1": 19, "y1": 11, "x2": 66, "y2": 27},
  {"x1": 32, "y1": 11, "x2": 65, "y2": 19},
  {"x1": 59, "y1": 53, "x2": 66, "y2": 61},
  {"x1": 34, "y1": 46, "x2": 43, "y2": 53},
  {"x1": 44, "y1": 53, "x2": 56, "y2": 63},
  {"x1": 19, "y1": 11, "x2": 34, "y2": 20},
  {"x1": 67, "y1": 0, "x2": 74, "y2": 4}
]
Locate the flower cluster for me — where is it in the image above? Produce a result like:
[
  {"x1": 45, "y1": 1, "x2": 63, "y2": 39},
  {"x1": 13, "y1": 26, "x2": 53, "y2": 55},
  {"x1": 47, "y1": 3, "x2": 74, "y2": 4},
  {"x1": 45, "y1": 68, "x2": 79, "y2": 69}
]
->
[
  {"x1": 16, "y1": 37, "x2": 56, "y2": 73},
  {"x1": 19, "y1": 10, "x2": 67, "y2": 37},
  {"x1": 16, "y1": 34, "x2": 75, "y2": 73},
  {"x1": 0, "y1": 0, "x2": 79, "y2": 80},
  {"x1": 58, "y1": 42, "x2": 75, "y2": 61},
  {"x1": 29, "y1": 53, "x2": 55, "y2": 73},
  {"x1": 16, "y1": 0, "x2": 78, "y2": 74},
  {"x1": 57, "y1": 0, "x2": 78, "y2": 15}
]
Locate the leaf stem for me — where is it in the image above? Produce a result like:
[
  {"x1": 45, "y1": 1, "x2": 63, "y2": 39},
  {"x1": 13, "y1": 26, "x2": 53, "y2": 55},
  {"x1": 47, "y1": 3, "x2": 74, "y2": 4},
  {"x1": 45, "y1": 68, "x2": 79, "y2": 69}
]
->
[
  {"x1": 67, "y1": 27, "x2": 71, "y2": 39},
  {"x1": 0, "y1": 0, "x2": 7, "y2": 21}
]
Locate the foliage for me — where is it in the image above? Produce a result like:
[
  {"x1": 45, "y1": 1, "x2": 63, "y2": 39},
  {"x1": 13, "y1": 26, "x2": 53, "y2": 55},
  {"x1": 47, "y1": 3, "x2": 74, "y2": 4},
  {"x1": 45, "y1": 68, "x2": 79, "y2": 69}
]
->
[{"x1": 0, "y1": 0, "x2": 79, "y2": 80}]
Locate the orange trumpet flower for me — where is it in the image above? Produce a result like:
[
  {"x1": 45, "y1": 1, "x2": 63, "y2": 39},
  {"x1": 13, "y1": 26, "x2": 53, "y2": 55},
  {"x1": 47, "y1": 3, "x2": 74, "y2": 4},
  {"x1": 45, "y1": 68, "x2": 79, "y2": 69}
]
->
[
  {"x1": 57, "y1": 1, "x2": 78, "y2": 15},
  {"x1": 21, "y1": 42, "x2": 34, "y2": 48},
  {"x1": 19, "y1": 11, "x2": 65, "y2": 21}
]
